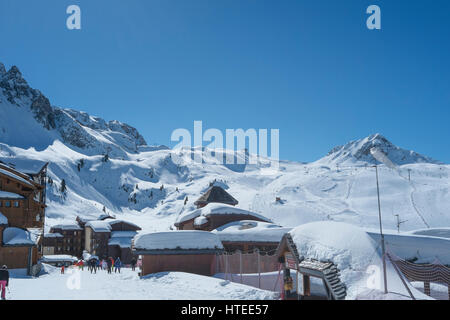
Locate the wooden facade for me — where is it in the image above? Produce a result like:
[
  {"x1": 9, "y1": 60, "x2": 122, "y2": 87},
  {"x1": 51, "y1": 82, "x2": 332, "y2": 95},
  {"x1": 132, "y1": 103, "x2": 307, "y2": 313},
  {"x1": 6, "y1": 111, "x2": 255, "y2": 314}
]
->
[
  {"x1": 0, "y1": 163, "x2": 47, "y2": 228},
  {"x1": 0, "y1": 163, "x2": 46, "y2": 272},
  {"x1": 85, "y1": 220, "x2": 141, "y2": 263},
  {"x1": 139, "y1": 253, "x2": 218, "y2": 276},
  {"x1": 46, "y1": 224, "x2": 83, "y2": 257}
]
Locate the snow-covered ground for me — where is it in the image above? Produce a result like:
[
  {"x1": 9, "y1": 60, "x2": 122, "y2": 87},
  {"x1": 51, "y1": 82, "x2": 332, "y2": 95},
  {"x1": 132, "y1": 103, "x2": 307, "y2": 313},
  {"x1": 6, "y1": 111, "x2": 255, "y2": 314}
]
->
[{"x1": 8, "y1": 265, "x2": 278, "y2": 300}]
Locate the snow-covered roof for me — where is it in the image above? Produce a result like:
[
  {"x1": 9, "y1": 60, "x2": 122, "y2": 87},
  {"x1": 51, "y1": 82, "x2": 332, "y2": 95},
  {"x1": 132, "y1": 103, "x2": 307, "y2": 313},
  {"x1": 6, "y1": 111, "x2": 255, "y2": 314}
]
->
[
  {"x1": 286, "y1": 221, "x2": 428, "y2": 299},
  {"x1": 0, "y1": 212, "x2": 8, "y2": 225},
  {"x1": 0, "y1": 168, "x2": 34, "y2": 187},
  {"x1": 0, "y1": 191, "x2": 25, "y2": 199},
  {"x1": 51, "y1": 223, "x2": 82, "y2": 231},
  {"x1": 212, "y1": 220, "x2": 291, "y2": 243},
  {"x1": 108, "y1": 231, "x2": 138, "y2": 248},
  {"x1": 86, "y1": 220, "x2": 112, "y2": 232},
  {"x1": 111, "y1": 231, "x2": 138, "y2": 238},
  {"x1": 2, "y1": 227, "x2": 36, "y2": 246},
  {"x1": 109, "y1": 237, "x2": 133, "y2": 248},
  {"x1": 44, "y1": 233, "x2": 63, "y2": 238},
  {"x1": 134, "y1": 231, "x2": 224, "y2": 251},
  {"x1": 86, "y1": 219, "x2": 141, "y2": 233},
  {"x1": 176, "y1": 203, "x2": 271, "y2": 225},
  {"x1": 40, "y1": 255, "x2": 78, "y2": 263},
  {"x1": 109, "y1": 219, "x2": 141, "y2": 230}
]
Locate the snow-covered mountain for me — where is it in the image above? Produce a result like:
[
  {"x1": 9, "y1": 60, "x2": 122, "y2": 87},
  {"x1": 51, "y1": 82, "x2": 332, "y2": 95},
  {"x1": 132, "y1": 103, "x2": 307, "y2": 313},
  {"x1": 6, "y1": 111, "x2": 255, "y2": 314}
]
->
[
  {"x1": 317, "y1": 133, "x2": 440, "y2": 166},
  {"x1": 0, "y1": 63, "x2": 163, "y2": 158},
  {"x1": 1, "y1": 62, "x2": 449, "y2": 235}
]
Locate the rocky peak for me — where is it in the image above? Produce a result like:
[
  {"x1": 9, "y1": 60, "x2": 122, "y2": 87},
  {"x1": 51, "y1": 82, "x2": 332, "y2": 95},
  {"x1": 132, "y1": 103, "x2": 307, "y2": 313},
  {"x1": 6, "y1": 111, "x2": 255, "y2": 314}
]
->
[{"x1": 323, "y1": 134, "x2": 439, "y2": 165}]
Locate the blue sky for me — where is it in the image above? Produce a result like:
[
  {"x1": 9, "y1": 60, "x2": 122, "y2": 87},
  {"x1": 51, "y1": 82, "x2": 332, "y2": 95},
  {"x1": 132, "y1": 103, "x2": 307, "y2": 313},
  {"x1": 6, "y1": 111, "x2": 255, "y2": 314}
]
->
[{"x1": 1, "y1": 0, "x2": 449, "y2": 162}]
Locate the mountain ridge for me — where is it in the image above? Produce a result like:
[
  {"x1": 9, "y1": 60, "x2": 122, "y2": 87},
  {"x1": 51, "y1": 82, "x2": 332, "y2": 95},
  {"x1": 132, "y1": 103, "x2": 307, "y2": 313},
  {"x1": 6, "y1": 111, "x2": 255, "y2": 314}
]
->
[
  {"x1": 0, "y1": 62, "x2": 448, "y2": 234},
  {"x1": 0, "y1": 62, "x2": 152, "y2": 158}
]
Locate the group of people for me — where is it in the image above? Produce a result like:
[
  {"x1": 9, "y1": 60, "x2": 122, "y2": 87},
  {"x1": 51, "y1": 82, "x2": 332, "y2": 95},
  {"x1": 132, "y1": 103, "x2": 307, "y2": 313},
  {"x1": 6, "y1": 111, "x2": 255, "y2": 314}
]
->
[{"x1": 62, "y1": 256, "x2": 139, "y2": 275}]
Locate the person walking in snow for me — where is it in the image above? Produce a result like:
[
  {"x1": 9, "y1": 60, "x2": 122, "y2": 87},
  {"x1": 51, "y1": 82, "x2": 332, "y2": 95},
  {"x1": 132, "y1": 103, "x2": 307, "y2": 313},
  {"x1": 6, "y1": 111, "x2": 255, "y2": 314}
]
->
[
  {"x1": 0, "y1": 265, "x2": 9, "y2": 301},
  {"x1": 106, "y1": 258, "x2": 112, "y2": 274},
  {"x1": 130, "y1": 257, "x2": 137, "y2": 271},
  {"x1": 114, "y1": 257, "x2": 121, "y2": 273},
  {"x1": 102, "y1": 259, "x2": 107, "y2": 271},
  {"x1": 89, "y1": 259, "x2": 97, "y2": 274},
  {"x1": 61, "y1": 265, "x2": 65, "y2": 274}
]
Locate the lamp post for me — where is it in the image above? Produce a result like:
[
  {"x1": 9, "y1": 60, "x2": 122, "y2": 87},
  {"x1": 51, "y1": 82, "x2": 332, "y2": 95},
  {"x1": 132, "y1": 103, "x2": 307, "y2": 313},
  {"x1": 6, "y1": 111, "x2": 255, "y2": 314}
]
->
[
  {"x1": 370, "y1": 147, "x2": 397, "y2": 295},
  {"x1": 374, "y1": 164, "x2": 388, "y2": 294}
]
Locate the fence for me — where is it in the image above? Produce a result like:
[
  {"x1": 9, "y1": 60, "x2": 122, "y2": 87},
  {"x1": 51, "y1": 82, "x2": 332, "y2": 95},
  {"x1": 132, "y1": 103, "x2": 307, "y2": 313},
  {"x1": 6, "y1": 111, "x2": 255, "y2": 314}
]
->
[
  {"x1": 388, "y1": 250, "x2": 450, "y2": 300},
  {"x1": 212, "y1": 250, "x2": 282, "y2": 292}
]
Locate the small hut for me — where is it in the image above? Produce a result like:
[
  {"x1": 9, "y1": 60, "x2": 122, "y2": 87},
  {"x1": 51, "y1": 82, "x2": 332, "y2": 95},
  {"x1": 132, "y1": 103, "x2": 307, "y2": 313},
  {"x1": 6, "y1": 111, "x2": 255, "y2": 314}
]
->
[
  {"x1": 194, "y1": 186, "x2": 238, "y2": 209},
  {"x1": 133, "y1": 230, "x2": 224, "y2": 276}
]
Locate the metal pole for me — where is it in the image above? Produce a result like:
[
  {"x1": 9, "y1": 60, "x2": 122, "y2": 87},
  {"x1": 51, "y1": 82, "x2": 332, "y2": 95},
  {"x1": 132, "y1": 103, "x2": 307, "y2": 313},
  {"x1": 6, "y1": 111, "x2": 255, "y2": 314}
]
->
[
  {"x1": 256, "y1": 249, "x2": 261, "y2": 289},
  {"x1": 375, "y1": 165, "x2": 388, "y2": 294},
  {"x1": 239, "y1": 250, "x2": 243, "y2": 284}
]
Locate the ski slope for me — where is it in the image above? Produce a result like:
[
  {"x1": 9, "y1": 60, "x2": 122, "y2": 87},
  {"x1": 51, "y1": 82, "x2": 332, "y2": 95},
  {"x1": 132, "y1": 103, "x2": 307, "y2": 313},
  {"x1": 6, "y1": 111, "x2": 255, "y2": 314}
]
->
[{"x1": 8, "y1": 265, "x2": 277, "y2": 300}]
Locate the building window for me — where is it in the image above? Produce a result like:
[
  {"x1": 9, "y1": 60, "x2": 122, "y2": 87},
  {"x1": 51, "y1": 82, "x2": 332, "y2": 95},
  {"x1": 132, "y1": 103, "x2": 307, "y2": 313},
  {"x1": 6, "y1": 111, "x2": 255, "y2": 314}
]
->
[
  {"x1": 5, "y1": 201, "x2": 11, "y2": 207},
  {"x1": 0, "y1": 201, "x2": 2, "y2": 207},
  {"x1": 13, "y1": 201, "x2": 19, "y2": 208}
]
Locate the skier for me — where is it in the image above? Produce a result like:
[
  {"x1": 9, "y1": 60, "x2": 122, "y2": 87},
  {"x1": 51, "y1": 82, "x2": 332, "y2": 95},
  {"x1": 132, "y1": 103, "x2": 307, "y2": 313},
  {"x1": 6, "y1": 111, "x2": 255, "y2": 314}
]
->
[
  {"x1": 102, "y1": 259, "x2": 107, "y2": 271},
  {"x1": 114, "y1": 257, "x2": 121, "y2": 273},
  {"x1": 61, "y1": 265, "x2": 65, "y2": 274},
  {"x1": 0, "y1": 265, "x2": 9, "y2": 300},
  {"x1": 130, "y1": 257, "x2": 137, "y2": 271}
]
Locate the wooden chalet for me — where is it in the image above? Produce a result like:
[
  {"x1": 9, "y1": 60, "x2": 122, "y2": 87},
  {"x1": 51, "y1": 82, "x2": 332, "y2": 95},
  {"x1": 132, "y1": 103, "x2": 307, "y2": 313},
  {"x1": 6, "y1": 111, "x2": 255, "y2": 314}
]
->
[
  {"x1": 45, "y1": 223, "x2": 83, "y2": 257},
  {"x1": 85, "y1": 219, "x2": 141, "y2": 263},
  {"x1": 133, "y1": 231, "x2": 224, "y2": 276},
  {"x1": 0, "y1": 163, "x2": 47, "y2": 273}
]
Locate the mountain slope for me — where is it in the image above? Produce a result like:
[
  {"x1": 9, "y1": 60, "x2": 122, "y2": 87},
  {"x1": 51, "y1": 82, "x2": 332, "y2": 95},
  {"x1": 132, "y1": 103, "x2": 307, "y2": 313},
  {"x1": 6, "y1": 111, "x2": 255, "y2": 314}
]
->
[
  {"x1": 1, "y1": 62, "x2": 449, "y2": 235},
  {"x1": 0, "y1": 63, "x2": 154, "y2": 158}
]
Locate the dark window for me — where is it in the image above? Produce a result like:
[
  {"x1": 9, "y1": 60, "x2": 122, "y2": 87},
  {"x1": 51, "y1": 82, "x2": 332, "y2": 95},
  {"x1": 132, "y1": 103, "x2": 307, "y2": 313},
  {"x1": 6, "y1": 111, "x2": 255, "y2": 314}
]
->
[
  {"x1": 13, "y1": 201, "x2": 19, "y2": 208},
  {"x1": 5, "y1": 201, "x2": 11, "y2": 207}
]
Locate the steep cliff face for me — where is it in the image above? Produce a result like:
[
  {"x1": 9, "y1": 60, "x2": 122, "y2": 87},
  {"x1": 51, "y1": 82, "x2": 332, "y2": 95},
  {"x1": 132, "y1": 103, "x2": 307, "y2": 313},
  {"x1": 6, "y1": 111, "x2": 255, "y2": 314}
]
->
[{"x1": 0, "y1": 62, "x2": 148, "y2": 157}]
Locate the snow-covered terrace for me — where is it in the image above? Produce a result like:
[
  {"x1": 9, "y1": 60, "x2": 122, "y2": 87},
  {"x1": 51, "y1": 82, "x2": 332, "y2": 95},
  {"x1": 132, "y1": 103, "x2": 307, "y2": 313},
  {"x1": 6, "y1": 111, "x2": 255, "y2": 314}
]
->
[{"x1": 2, "y1": 227, "x2": 36, "y2": 246}]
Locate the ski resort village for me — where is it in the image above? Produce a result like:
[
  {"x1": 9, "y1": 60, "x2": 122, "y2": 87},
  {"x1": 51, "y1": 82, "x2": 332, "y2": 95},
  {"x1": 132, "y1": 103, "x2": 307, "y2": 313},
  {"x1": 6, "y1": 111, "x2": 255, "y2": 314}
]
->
[{"x1": 0, "y1": 63, "x2": 450, "y2": 301}]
